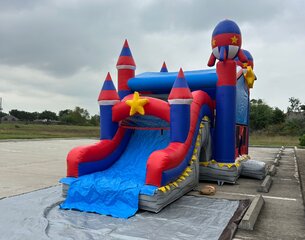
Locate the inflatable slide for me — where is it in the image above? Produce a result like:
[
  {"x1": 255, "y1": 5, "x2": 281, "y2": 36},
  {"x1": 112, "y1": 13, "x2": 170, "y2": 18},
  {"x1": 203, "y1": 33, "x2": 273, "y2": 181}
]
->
[{"x1": 61, "y1": 70, "x2": 213, "y2": 218}]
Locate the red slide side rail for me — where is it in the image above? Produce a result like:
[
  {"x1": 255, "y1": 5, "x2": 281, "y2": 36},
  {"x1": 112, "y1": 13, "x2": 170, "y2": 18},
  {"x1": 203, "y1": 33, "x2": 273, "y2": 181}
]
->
[
  {"x1": 67, "y1": 127, "x2": 126, "y2": 177},
  {"x1": 145, "y1": 91, "x2": 213, "y2": 186}
]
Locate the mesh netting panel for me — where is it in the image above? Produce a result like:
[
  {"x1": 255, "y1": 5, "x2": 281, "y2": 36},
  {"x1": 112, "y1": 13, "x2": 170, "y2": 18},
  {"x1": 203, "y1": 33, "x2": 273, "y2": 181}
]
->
[{"x1": 121, "y1": 115, "x2": 169, "y2": 129}]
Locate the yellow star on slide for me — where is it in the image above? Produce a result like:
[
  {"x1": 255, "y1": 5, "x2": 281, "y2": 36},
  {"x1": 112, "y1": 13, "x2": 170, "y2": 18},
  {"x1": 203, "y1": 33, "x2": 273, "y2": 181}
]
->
[{"x1": 125, "y1": 92, "x2": 149, "y2": 116}]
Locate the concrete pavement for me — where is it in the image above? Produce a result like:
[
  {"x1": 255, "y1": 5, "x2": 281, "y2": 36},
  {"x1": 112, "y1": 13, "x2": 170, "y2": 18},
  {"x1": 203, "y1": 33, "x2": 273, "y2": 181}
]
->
[
  {"x1": 238, "y1": 147, "x2": 305, "y2": 239},
  {"x1": 198, "y1": 147, "x2": 305, "y2": 240},
  {"x1": 0, "y1": 140, "x2": 305, "y2": 239},
  {"x1": 0, "y1": 139, "x2": 96, "y2": 198}
]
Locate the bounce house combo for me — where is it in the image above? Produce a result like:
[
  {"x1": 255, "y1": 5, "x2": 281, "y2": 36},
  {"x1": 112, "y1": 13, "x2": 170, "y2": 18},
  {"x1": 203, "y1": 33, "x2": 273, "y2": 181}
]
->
[{"x1": 60, "y1": 19, "x2": 256, "y2": 218}]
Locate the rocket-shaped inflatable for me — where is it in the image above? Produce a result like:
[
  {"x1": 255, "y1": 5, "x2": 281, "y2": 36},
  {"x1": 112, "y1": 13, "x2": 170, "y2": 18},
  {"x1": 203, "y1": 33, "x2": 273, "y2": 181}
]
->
[
  {"x1": 235, "y1": 49, "x2": 254, "y2": 69},
  {"x1": 208, "y1": 19, "x2": 246, "y2": 163},
  {"x1": 235, "y1": 49, "x2": 256, "y2": 88},
  {"x1": 207, "y1": 19, "x2": 247, "y2": 67}
]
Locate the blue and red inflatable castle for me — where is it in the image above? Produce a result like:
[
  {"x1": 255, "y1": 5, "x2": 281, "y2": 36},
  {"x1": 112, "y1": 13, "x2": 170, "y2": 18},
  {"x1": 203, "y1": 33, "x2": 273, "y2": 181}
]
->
[{"x1": 61, "y1": 19, "x2": 256, "y2": 218}]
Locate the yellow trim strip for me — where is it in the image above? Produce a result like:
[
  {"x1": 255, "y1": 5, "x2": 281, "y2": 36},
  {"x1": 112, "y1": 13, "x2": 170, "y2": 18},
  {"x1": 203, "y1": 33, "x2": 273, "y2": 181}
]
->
[
  {"x1": 157, "y1": 118, "x2": 207, "y2": 193},
  {"x1": 199, "y1": 154, "x2": 251, "y2": 168}
]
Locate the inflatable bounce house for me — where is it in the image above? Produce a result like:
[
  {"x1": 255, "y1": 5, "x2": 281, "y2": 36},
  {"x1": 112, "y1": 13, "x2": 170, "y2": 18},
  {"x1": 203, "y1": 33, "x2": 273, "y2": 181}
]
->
[{"x1": 60, "y1": 19, "x2": 256, "y2": 218}]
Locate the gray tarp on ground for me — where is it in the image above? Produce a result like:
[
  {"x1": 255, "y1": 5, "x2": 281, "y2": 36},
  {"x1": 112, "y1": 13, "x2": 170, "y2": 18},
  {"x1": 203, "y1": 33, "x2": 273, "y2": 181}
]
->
[{"x1": 0, "y1": 186, "x2": 241, "y2": 240}]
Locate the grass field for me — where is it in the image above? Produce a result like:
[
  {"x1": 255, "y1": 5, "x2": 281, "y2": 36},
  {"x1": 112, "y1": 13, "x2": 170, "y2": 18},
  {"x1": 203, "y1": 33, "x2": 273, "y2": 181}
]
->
[
  {"x1": 0, "y1": 123, "x2": 301, "y2": 147},
  {"x1": 249, "y1": 132, "x2": 299, "y2": 147},
  {"x1": 0, "y1": 123, "x2": 99, "y2": 139}
]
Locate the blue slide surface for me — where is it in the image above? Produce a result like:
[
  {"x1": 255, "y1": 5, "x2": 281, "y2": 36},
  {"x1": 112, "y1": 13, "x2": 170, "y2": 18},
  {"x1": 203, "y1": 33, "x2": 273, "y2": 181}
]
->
[{"x1": 61, "y1": 130, "x2": 170, "y2": 218}]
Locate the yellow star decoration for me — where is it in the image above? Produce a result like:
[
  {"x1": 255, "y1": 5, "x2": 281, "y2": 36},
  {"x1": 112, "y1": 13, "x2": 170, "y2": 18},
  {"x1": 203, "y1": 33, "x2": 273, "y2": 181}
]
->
[
  {"x1": 125, "y1": 91, "x2": 149, "y2": 116},
  {"x1": 212, "y1": 39, "x2": 216, "y2": 47},
  {"x1": 244, "y1": 66, "x2": 255, "y2": 88},
  {"x1": 231, "y1": 35, "x2": 238, "y2": 44},
  {"x1": 242, "y1": 62, "x2": 248, "y2": 68}
]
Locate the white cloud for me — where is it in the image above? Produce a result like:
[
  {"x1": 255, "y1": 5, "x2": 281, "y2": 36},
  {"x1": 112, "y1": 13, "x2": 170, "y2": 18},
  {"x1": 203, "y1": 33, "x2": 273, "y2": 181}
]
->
[{"x1": 0, "y1": 0, "x2": 304, "y2": 114}]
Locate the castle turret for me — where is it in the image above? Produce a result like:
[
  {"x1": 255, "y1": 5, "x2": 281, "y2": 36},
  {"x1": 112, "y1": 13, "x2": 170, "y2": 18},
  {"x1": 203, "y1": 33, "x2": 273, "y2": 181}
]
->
[
  {"x1": 168, "y1": 68, "x2": 193, "y2": 142},
  {"x1": 116, "y1": 39, "x2": 136, "y2": 99},
  {"x1": 160, "y1": 61, "x2": 168, "y2": 72},
  {"x1": 98, "y1": 72, "x2": 120, "y2": 140}
]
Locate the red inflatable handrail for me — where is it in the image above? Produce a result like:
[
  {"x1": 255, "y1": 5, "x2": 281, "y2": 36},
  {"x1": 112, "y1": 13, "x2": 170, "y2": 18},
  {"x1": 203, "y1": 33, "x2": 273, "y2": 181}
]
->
[
  {"x1": 145, "y1": 91, "x2": 213, "y2": 186},
  {"x1": 67, "y1": 127, "x2": 126, "y2": 177}
]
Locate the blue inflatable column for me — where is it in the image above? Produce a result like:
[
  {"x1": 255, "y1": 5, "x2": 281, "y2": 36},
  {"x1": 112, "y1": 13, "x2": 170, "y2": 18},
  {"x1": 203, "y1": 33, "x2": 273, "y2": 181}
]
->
[
  {"x1": 98, "y1": 72, "x2": 120, "y2": 140},
  {"x1": 214, "y1": 60, "x2": 236, "y2": 163},
  {"x1": 116, "y1": 39, "x2": 136, "y2": 99},
  {"x1": 168, "y1": 68, "x2": 193, "y2": 143}
]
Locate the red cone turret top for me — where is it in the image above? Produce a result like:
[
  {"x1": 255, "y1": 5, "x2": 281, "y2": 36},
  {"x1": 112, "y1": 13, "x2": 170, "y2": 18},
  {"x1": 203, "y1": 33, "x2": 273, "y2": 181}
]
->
[
  {"x1": 160, "y1": 61, "x2": 168, "y2": 72},
  {"x1": 98, "y1": 72, "x2": 120, "y2": 104},
  {"x1": 116, "y1": 39, "x2": 136, "y2": 69},
  {"x1": 168, "y1": 68, "x2": 193, "y2": 104}
]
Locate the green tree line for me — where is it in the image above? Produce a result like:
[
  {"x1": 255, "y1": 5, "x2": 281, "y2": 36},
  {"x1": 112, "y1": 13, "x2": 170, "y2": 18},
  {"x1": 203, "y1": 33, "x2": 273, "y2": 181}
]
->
[
  {"x1": 1, "y1": 98, "x2": 304, "y2": 143},
  {"x1": 0, "y1": 106, "x2": 100, "y2": 126},
  {"x1": 250, "y1": 97, "x2": 305, "y2": 145}
]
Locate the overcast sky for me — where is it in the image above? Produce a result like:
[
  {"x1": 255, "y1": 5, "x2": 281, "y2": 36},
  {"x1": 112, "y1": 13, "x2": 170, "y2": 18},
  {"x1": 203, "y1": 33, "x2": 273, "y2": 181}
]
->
[{"x1": 0, "y1": 0, "x2": 304, "y2": 115}]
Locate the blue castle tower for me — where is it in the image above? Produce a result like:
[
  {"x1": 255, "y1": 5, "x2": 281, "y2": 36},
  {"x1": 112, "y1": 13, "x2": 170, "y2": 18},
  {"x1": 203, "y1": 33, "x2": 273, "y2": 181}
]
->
[
  {"x1": 98, "y1": 72, "x2": 120, "y2": 140},
  {"x1": 168, "y1": 68, "x2": 193, "y2": 143}
]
